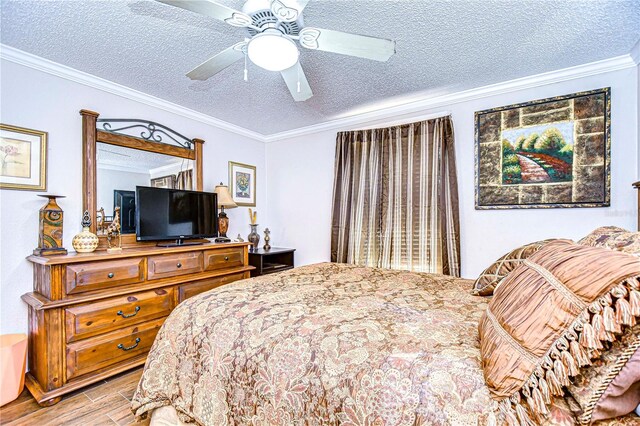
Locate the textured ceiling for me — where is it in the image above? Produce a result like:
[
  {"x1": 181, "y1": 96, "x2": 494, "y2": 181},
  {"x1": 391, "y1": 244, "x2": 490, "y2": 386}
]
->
[{"x1": 2, "y1": 0, "x2": 639, "y2": 135}]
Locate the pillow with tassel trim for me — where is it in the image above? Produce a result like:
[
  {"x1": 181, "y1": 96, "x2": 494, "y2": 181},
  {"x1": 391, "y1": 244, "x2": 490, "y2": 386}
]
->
[
  {"x1": 578, "y1": 226, "x2": 640, "y2": 257},
  {"x1": 566, "y1": 326, "x2": 640, "y2": 423},
  {"x1": 478, "y1": 239, "x2": 640, "y2": 426},
  {"x1": 471, "y1": 239, "x2": 558, "y2": 296}
]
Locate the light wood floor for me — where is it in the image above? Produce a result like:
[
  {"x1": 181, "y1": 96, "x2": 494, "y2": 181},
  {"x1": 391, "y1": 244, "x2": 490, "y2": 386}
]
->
[{"x1": 0, "y1": 367, "x2": 150, "y2": 426}]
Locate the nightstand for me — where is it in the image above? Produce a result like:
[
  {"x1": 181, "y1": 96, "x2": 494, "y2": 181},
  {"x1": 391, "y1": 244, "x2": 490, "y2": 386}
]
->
[{"x1": 248, "y1": 247, "x2": 295, "y2": 277}]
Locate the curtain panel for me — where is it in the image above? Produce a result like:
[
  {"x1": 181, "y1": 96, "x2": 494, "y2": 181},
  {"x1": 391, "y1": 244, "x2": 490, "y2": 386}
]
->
[
  {"x1": 330, "y1": 116, "x2": 460, "y2": 276},
  {"x1": 176, "y1": 169, "x2": 193, "y2": 190}
]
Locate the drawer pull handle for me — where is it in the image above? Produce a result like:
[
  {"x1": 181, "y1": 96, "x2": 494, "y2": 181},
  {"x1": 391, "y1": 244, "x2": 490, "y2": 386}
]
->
[
  {"x1": 117, "y1": 306, "x2": 140, "y2": 318},
  {"x1": 224, "y1": 256, "x2": 229, "y2": 261},
  {"x1": 176, "y1": 262, "x2": 182, "y2": 268},
  {"x1": 117, "y1": 338, "x2": 141, "y2": 351},
  {"x1": 107, "y1": 272, "x2": 115, "y2": 279}
]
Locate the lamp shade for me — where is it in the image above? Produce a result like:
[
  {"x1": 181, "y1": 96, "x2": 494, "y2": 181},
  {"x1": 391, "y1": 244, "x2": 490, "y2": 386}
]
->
[{"x1": 214, "y1": 183, "x2": 238, "y2": 209}]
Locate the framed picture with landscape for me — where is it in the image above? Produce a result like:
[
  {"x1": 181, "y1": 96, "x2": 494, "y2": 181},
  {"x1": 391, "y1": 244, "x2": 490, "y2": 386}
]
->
[
  {"x1": 229, "y1": 161, "x2": 256, "y2": 207},
  {"x1": 475, "y1": 87, "x2": 610, "y2": 209},
  {"x1": 0, "y1": 124, "x2": 47, "y2": 191}
]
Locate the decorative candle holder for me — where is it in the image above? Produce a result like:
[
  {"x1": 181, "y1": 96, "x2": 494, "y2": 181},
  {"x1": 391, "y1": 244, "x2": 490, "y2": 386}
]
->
[
  {"x1": 34, "y1": 194, "x2": 67, "y2": 256},
  {"x1": 263, "y1": 228, "x2": 271, "y2": 251}
]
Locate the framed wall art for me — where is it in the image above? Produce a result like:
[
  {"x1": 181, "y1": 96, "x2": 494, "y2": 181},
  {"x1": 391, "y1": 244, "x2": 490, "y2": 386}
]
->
[
  {"x1": 151, "y1": 175, "x2": 175, "y2": 189},
  {"x1": 229, "y1": 161, "x2": 256, "y2": 207},
  {"x1": 475, "y1": 87, "x2": 610, "y2": 209},
  {"x1": 0, "y1": 124, "x2": 47, "y2": 191}
]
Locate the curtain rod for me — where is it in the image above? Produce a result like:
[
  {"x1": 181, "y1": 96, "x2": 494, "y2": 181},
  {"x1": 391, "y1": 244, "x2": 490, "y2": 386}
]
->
[{"x1": 347, "y1": 110, "x2": 452, "y2": 132}]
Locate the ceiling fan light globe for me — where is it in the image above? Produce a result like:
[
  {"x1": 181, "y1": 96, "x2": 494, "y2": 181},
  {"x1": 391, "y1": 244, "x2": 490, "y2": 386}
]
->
[{"x1": 247, "y1": 31, "x2": 299, "y2": 72}]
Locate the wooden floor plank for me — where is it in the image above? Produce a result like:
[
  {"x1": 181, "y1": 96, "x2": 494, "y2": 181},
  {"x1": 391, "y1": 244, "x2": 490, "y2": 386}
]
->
[
  {"x1": 0, "y1": 367, "x2": 145, "y2": 426},
  {"x1": 53, "y1": 393, "x2": 127, "y2": 426},
  {"x1": 82, "y1": 379, "x2": 110, "y2": 402},
  {"x1": 106, "y1": 370, "x2": 143, "y2": 401},
  {"x1": 106, "y1": 403, "x2": 150, "y2": 426},
  {"x1": 0, "y1": 391, "x2": 41, "y2": 424},
  {"x1": 2, "y1": 392, "x2": 92, "y2": 426}
]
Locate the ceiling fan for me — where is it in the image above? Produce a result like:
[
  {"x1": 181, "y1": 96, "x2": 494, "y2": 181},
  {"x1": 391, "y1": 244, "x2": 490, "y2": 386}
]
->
[{"x1": 157, "y1": 0, "x2": 396, "y2": 101}]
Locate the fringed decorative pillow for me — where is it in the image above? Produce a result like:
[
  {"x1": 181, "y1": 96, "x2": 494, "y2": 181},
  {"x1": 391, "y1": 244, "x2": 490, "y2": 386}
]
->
[
  {"x1": 478, "y1": 240, "x2": 640, "y2": 426},
  {"x1": 566, "y1": 324, "x2": 640, "y2": 423},
  {"x1": 578, "y1": 226, "x2": 640, "y2": 256},
  {"x1": 471, "y1": 240, "x2": 557, "y2": 296}
]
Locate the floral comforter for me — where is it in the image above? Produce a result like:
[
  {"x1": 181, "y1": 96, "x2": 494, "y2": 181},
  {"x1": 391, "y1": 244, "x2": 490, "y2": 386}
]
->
[{"x1": 131, "y1": 263, "x2": 638, "y2": 425}]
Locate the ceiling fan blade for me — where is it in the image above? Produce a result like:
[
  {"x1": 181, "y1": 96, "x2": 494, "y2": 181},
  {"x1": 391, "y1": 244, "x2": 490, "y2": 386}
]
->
[
  {"x1": 156, "y1": 0, "x2": 253, "y2": 28},
  {"x1": 281, "y1": 62, "x2": 313, "y2": 102},
  {"x1": 270, "y1": 0, "x2": 310, "y2": 22},
  {"x1": 298, "y1": 27, "x2": 395, "y2": 62},
  {"x1": 186, "y1": 42, "x2": 246, "y2": 81}
]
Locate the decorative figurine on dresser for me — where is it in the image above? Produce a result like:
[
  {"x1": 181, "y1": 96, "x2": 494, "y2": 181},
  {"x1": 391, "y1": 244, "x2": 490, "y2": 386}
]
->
[
  {"x1": 21, "y1": 108, "x2": 256, "y2": 407},
  {"x1": 106, "y1": 207, "x2": 122, "y2": 253},
  {"x1": 33, "y1": 194, "x2": 67, "y2": 255},
  {"x1": 71, "y1": 210, "x2": 99, "y2": 253}
]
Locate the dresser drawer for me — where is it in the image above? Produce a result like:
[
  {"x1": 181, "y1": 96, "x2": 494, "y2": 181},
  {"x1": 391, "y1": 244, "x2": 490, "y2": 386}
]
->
[
  {"x1": 66, "y1": 258, "x2": 145, "y2": 294},
  {"x1": 178, "y1": 272, "x2": 247, "y2": 302},
  {"x1": 147, "y1": 252, "x2": 203, "y2": 280},
  {"x1": 204, "y1": 247, "x2": 244, "y2": 271},
  {"x1": 66, "y1": 318, "x2": 163, "y2": 380},
  {"x1": 65, "y1": 288, "x2": 173, "y2": 343}
]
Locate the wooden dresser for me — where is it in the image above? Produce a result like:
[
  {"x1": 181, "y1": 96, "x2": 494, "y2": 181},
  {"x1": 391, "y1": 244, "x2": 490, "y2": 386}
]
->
[{"x1": 22, "y1": 242, "x2": 253, "y2": 406}]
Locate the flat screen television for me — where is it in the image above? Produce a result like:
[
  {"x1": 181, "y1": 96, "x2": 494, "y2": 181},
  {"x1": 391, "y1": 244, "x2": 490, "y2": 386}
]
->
[{"x1": 135, "y1": 186, "x2": 218, "y2": 246}]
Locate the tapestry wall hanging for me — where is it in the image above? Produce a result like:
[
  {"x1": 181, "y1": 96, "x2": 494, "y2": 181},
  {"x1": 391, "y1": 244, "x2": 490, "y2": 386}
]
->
[{"x1": 475, "y1": 87, "x2": 610, "y2": 209}]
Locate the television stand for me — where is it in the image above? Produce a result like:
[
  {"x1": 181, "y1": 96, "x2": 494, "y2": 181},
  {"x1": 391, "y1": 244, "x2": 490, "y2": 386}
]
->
[{"x1": 156, "y1": 239, "x2": 204, "y2": 248}]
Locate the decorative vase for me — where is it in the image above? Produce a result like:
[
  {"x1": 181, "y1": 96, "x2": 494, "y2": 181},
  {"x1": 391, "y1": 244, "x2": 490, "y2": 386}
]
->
[
  {"x1": 247, "y1": 224, "x2": 260, "y2": 251},
  {"x1": 33, "y1": 194, "x2": 67, "y2": 256},
  {"x1": 263, "y1": 228, "x2": 271, "y2": 251},
  {"x1": 72, "y1": 211, "x2": 99, "y2": 253}
]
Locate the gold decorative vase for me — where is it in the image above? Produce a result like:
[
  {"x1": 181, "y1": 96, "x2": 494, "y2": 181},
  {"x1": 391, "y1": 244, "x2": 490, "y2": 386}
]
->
[
  {"x1": 72, "y1": 211, "x2": 99, "y2": 253},
  {"x1": 34, "y1": 194, "x2": 67, "y2": 256}
]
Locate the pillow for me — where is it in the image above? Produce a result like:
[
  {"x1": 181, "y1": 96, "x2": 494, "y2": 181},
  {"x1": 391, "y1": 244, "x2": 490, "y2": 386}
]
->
[
  {"x1": 578, "y1": 226, "x2": 640, "y2": 256},
  {"x1": 472, "y1": 240, "x2": 556, "y2": 296},
  {"x1": 478, "y1": 240, "x2": 640, "y2": 425},
  {"x1": 566, "y1": 327, "x2": 640, "y2": 423}
]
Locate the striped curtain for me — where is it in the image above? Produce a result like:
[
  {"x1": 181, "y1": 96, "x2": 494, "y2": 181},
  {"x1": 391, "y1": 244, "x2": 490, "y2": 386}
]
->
[
  {"x1": 330, "y1": 116, "x2": 460, "y2": 276},
  {"x1": 175, "y1": 169, "x2": 193, "y2": 190}
]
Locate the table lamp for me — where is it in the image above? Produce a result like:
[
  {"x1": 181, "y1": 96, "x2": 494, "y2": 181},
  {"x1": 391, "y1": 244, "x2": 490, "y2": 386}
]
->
[{"x1": 213, "y1": 182, "x2": 237, "y2": 239}]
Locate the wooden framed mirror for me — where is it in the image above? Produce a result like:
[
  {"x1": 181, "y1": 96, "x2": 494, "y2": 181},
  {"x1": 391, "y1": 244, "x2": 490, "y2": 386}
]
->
[{"x1": 80, "y1": 110, "x2": 204, "y2": 249}]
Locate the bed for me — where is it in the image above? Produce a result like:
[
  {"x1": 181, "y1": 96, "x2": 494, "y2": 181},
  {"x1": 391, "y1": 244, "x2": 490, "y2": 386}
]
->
[{"x1": 131, "y1": 262, "x2": 639, "y2": 425}]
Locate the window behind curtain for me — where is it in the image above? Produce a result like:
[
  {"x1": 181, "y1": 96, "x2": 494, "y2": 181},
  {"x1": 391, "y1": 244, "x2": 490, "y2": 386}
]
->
[{"x1": 330, "y1": 116, "x2": 460, "y2": 276}]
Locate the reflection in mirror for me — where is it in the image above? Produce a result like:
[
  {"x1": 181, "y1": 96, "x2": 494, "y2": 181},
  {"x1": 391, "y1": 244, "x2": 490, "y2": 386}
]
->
[{"x1": 96, "y1": 143, "x2": 193, "y2": 235}]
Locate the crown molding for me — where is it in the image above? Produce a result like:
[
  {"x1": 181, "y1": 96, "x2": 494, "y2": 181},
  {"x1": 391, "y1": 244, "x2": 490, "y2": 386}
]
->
[
  {"x1": 630, "y1": 39, "x2": 640, "y2": 65},
  {"x1": 0, "y1": 44, "x2": 266, "y2": 142},
  {"x1": 1, "y1": 44, "x2": 635, "y2": 144},
  {"x1": 263, "y1": 54, "x2": 636, "y2": 142}
]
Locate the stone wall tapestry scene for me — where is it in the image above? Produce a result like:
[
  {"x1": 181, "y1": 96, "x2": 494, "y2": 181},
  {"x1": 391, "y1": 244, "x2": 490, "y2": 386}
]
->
[{"x1": 475, "y1": 87, "x2": 610, "y2": 209}]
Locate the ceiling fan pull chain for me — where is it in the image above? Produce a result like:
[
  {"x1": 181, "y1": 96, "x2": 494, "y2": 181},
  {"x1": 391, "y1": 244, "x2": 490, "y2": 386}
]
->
[{"x1": 244, "y1": 52, "x2": 248, "y2": 82}]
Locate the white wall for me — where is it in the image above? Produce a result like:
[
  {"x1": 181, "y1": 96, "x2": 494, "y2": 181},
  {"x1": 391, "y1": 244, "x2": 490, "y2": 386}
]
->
[
  {"x1": 97, "y1": 168, "x2": 150, "y2": 214},
  {"x1": 0, "y1": 59, "x2": 266, "y2": 335},
  {"x1": 266, "y1": 66, "x2": 639, "y2": 278}
]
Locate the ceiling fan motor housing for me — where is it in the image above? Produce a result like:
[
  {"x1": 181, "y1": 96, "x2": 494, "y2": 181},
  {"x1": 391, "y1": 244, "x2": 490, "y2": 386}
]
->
[{"x1": 242, "y1": 0, "x2": 304, "y2": 36}]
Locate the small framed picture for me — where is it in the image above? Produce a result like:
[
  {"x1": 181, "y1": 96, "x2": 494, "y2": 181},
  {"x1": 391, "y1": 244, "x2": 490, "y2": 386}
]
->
[
  {"x1": 151, "y1": 175, "x2": 175, "y2": 189},
  {"x1": 229, "y1": 161, "x2": 256, "y2": 207},
  {"x1": 0, "y1": 124, "x2": 47, "y2": 191}
]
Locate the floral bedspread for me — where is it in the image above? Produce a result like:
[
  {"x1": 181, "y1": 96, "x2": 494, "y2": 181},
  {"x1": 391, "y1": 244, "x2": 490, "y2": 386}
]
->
[
  {"x1": 131, "y1": 263, "x2": 638, "y2": 425},
  {"x1": 132, "y1": 263, "x2": 497, "y2": 425}
]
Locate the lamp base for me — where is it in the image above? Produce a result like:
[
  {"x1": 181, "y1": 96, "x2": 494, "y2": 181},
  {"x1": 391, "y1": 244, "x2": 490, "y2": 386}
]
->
[{"x1": 218, "y1": 210, "x2": 229, "y2": 238}]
